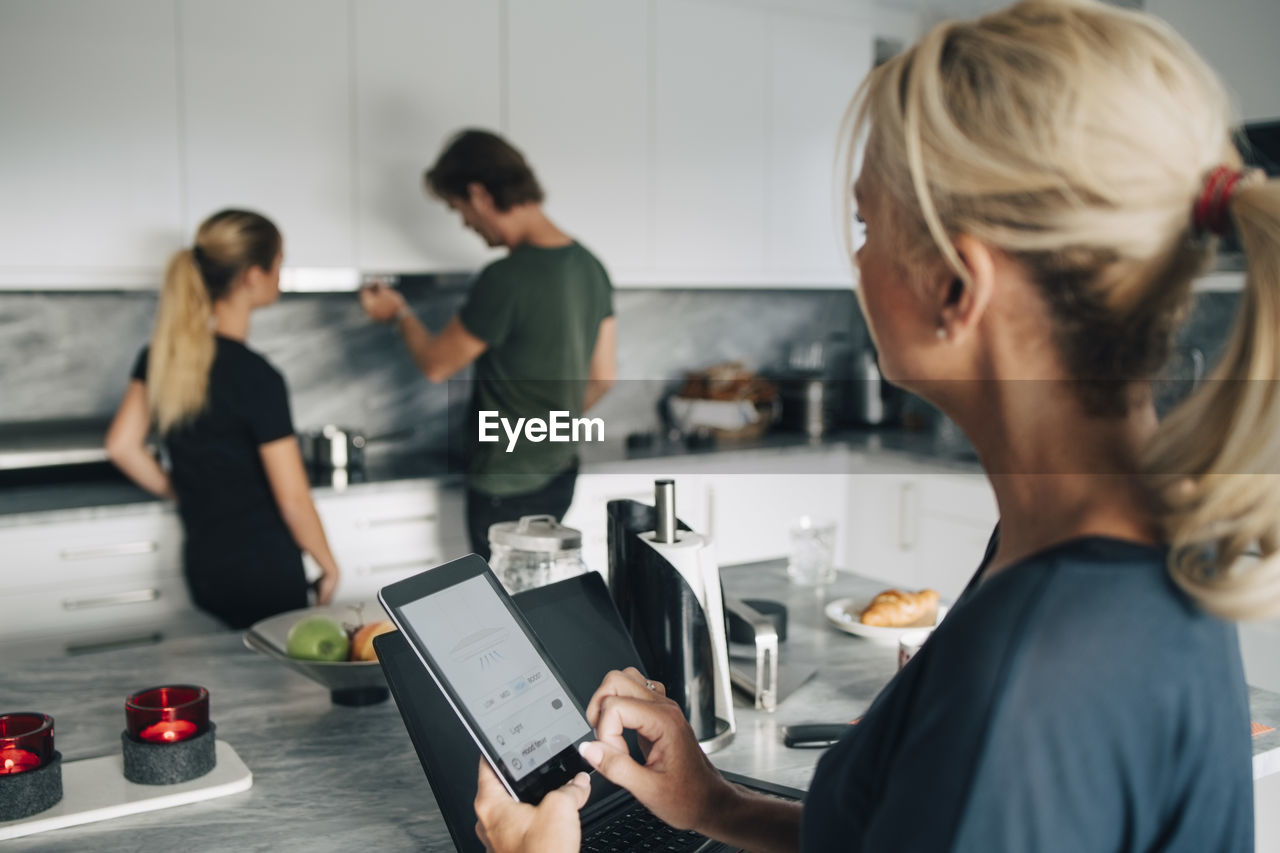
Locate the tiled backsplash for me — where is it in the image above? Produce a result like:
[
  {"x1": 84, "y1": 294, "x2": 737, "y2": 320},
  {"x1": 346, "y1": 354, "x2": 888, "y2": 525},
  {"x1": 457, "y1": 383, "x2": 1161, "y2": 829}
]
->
[
  {"x1": 0, "y1": 283, "x2": 865, "y2": 443},
  {"x1": 0, "y1": 281, "x2": 1244, "y2": 444}
]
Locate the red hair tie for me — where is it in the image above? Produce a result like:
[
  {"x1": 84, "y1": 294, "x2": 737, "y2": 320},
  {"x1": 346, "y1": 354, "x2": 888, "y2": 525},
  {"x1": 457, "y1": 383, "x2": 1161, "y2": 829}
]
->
[{"x1": 1193, "y1": 166, "x2": 1245, "y2": 237}]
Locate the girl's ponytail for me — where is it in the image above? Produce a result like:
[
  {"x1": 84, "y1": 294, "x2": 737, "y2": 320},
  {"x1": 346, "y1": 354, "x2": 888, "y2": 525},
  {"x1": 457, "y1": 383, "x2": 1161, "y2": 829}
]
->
[{"x1": 147, "y1": 248, "x2": 216, "y2": 433}]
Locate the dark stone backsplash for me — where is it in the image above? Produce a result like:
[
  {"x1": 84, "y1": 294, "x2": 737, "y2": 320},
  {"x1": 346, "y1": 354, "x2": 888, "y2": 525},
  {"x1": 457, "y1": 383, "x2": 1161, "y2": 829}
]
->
[{"x1": 0, "y1": 282, "x2": 1244, "y2": 448}]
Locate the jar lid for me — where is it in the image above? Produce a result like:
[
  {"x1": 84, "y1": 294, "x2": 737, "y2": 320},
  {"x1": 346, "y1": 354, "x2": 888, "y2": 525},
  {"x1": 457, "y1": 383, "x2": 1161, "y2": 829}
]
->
[{"x1": 488, "y1": 514, "x2": 582, "y2": 552}]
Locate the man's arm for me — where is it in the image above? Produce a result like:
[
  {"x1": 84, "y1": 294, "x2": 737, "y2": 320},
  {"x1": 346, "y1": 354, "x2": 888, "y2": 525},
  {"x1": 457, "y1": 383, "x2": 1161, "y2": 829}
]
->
[
  {"x1": 360, "y1": 284, "x2": 487, "y2": 383},
  {"x1": 397, "y1": 313, "x2": 488, "y2": 384},
  {"x1": 583, "y1": 315, "x2": 617, "y2": 412}
]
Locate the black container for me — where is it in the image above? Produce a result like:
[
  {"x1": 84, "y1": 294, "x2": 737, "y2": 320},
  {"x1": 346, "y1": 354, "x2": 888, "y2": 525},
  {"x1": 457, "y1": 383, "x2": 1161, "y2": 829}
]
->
[{"x1": 606, "y1": 500, "x2": 720, "y2": 742}]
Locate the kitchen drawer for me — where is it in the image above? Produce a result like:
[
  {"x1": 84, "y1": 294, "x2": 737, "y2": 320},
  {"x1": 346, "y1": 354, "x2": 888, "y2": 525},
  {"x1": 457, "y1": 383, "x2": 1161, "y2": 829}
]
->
[
  {"x1": 0, "y1": 574, "x2": 194, "y2": 644},
  {"x1": 0, "y1": 511, "x2": 184, "y2": 591},
  {"x1": 315, "y1": 487, "x2": 443, "y2": 545}
]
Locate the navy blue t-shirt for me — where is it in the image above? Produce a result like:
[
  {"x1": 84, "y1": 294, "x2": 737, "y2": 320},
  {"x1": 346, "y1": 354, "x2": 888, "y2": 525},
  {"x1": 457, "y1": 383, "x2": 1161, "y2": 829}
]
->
[{"x1": 802, "y1": 536, "x2": 1253, "y2": 852}]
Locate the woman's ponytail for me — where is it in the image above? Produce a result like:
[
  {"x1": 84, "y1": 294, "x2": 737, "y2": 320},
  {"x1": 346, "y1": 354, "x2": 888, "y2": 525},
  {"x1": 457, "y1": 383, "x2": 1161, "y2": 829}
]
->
[
  {"x1": 1144, "y1": 177, "x2": 1280, "y2": 620},
  {"x1": 148, "y1": 248, "x2": 216, "y2": 433},
  {"x1": 144, "y1": 209, "x2": 281, "y2": 435}
]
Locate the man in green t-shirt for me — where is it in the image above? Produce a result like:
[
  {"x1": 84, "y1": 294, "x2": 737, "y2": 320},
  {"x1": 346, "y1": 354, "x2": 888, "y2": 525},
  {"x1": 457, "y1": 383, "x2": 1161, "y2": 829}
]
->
[{"x1": 359, "y1": 129, "x2": 617, "y2": 560}]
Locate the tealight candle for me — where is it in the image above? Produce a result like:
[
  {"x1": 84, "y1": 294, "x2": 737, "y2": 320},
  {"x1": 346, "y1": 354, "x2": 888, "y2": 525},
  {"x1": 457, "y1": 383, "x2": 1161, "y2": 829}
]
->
[
  {"x1": 0, "y1": 713, "x2": 53, "y2": 775},
  {"x1": 121, "y1": 685, "x2": 217, "y2": 785},
  {"x1": 125, "y1": 685, "x2": 209, "y2": 744},
  {"x1": 0, "y1": 712, "x2": 62, "y2": 821}
]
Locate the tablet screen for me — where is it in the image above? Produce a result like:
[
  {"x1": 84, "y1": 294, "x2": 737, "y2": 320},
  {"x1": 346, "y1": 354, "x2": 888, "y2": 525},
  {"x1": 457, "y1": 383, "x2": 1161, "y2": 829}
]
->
[{"x1": 399, "y1": 574, "x2": 593, "y2": 782}]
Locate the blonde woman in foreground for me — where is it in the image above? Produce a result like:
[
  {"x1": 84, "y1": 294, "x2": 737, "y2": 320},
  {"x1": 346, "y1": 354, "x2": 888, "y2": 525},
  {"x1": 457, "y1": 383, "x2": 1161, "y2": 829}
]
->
[
  {"x1": 107, "y1": 210, "x2": 341, "y2": 630},
  {"x1": 474, "y1": 0, "x2": 1280, "y2": 850}
]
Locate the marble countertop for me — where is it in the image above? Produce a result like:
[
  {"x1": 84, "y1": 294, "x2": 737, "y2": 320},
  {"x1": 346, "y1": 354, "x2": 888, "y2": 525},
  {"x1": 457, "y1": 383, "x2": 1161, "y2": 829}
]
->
[
  {"x1": 2, "y1": 562, "x2": 1277, "y2": 851},
  {"x1": 0, "y1": 427, "x2": 978, "y2": 527}
]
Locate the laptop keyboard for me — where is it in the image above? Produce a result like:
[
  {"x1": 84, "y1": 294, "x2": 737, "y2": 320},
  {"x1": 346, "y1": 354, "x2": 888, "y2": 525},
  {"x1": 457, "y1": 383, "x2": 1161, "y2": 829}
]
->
[{"x1": 581, "y1": 803, "x2": 711, "y2": 852}]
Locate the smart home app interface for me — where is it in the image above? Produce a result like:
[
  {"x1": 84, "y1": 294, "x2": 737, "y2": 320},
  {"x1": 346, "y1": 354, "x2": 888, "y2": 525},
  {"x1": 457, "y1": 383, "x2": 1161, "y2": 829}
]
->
[{"x1": 401, "y1": 576, "x2": 591, "y2": 781}]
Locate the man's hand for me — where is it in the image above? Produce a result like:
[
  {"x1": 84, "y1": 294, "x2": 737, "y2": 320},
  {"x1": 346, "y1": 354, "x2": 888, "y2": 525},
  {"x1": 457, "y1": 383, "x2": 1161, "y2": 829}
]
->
[
  {"x1": 359, "y1": 282, "x2": 408, "y2": 323},
  {"x1": 473, "y1": 759, "x2": 590, "y2": 853}
]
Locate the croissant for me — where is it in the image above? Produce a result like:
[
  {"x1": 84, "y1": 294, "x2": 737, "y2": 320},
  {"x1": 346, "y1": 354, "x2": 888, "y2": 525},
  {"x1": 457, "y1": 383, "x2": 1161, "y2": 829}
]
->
[{"x1": 859, "y1": 589, "x2": 939, "y2": 628}]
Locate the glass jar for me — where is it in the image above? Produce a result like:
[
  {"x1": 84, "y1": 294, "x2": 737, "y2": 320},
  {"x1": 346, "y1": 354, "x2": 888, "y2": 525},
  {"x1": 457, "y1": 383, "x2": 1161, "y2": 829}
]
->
[{"x1": 487, "y1": 515, "x2": 586, "y2": 594}]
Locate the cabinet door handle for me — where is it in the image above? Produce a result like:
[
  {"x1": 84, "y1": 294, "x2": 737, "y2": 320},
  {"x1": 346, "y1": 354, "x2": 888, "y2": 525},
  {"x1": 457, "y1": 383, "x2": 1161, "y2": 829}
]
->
[
  {"x1": 355, "y1": 513, "x2": 437, "y2": 529},
  {"x1": 59, "y1": 541, "x2": 158, "y2": 561},
  {"x1": 898, "y1": 483, "x2": 918, "y2": 551},
  {"x1": 62, "y1": 589, "x2": 160, "y2": 610}
]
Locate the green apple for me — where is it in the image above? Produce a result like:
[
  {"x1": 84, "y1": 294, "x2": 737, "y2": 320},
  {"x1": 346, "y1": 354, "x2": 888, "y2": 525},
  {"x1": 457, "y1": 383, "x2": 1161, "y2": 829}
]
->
[{"x1": 286, "y1": 615, "x2": 350, "y2": 662}]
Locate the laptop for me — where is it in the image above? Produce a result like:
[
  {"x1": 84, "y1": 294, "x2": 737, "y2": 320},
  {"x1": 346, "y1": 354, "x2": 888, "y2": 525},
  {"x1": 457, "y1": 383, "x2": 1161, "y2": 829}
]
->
[{"x1": 374, "y1": 571, "x2": 805, "y2": 853}]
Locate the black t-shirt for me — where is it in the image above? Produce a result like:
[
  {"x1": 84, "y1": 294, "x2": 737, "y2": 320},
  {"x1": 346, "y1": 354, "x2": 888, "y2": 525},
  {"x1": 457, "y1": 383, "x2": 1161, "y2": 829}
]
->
[
  {"x1": 132, "y1": 336, "x2": 295, "y2": 553},
  {"x1": 802, "y1": 536, "x2": 1253, "y2": 852}
]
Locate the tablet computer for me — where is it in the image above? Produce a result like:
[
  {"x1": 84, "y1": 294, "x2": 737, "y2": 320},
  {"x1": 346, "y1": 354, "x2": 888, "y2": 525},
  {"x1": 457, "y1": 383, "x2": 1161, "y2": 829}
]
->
[{"x1": 378, "y1": 554, "x2": 594, "y2": 804}]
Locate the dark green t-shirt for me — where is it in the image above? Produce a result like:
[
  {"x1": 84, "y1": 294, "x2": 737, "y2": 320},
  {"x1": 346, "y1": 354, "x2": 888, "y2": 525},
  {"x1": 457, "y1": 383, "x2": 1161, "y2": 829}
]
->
[{"x1": 458, "y1": 241, "x2": 614, "y2": 496}]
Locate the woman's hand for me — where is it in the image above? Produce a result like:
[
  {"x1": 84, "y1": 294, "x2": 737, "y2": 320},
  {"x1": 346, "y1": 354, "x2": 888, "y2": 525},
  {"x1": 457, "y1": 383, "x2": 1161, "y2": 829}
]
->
[
  {"x1": 315, "y1": 568, "x2": 339, "y2": 606},
  {"x1": 358, "y1": 282, "x2": 407, "y2": 323},
  {"x1": 473, "y1": 758, "x2": 590, "y2": 853},
  {"x1": 581, "y1": 668, "x2": 736, "y2": 832}
]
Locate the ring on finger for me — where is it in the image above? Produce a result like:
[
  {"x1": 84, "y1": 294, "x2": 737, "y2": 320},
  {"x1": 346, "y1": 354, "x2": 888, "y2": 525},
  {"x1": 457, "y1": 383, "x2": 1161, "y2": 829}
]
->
[{"x1": 645, "y1": 680, "x2": 657, "y2": 692}]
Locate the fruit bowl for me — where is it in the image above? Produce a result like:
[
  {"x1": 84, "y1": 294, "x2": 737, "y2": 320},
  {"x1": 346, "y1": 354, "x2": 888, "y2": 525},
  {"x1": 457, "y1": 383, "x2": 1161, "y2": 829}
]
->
[{"x1": 243, "y1": 605, "x2": 391, "y2": 707}]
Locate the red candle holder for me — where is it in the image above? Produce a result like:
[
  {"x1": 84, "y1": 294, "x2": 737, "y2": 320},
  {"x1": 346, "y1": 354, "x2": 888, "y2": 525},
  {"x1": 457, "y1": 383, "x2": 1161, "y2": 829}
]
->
[
  {"x1": 0, "y1": 713, "x2": 53, "y2": 776},
  {"x1": 125, "y1": 685, "x2": 209, "y2": 744},
  {"x1": 122, "y1": 686, "x2": 217, "y2": 785},
  {"x1": 0, "y1": 713, "x2": 63, "y2": 821}
]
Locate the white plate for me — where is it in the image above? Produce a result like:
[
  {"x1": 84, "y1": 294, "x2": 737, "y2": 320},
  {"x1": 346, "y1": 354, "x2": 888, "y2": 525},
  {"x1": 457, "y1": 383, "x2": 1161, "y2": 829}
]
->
[{"x1": 824, "y1": 597, "x2": 948, "y2": 646}]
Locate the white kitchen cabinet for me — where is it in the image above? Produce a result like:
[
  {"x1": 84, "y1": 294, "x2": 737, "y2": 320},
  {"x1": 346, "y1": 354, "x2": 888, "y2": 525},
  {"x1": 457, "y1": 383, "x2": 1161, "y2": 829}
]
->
[
  {"x1": 844, "y1": 457, "x2": 997, "y2": 597},
  {"x1": 0, "y1": 508, "x2": 221, "y2": 659},
  {"x1": 766, "y1": 11, "x2": 869, "y2": 284},
  {"x1": 311, "y1": 482, "x2": 469, "y2": 605},
  {"x1": 180, "y1": 0, "x2": 354, "y2": 268},
  {"x1": 653, "y1": 0, "x2": 770, "y2": 282},
  {"x1": 507, "y1": 0, "x2": 652, "y2": 281},
  {"x1": 352, "y1": 0, "x2": 503, "y2": 272},
  {"x1": 0, "y1": 0, "x2": 182, "y2": 287}
]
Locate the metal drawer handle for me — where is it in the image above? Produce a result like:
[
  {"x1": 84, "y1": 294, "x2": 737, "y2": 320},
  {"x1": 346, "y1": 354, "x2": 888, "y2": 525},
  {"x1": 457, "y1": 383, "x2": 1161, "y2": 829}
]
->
[
  {"x1": 66, "y1": 632, "x2": 163, "y2": 655},
  {"x1": 59, "y1": 541, "x2": 158, "y2": 561},
  {"x1": 355, "y1": 513, "x2": 438, "y2": 529},
  {"x1": 62, "y1": 589, "x2": 160, "y2": 610}
]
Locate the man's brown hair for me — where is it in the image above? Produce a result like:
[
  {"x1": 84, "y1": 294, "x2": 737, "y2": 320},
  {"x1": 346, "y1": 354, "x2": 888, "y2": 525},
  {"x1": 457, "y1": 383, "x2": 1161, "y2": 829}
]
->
[{"x1": 424, "y1": 129, "x2": 544, "y2": 211}]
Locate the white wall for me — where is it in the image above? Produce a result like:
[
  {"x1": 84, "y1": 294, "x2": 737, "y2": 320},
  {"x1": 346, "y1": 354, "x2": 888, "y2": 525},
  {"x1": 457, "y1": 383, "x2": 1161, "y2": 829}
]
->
[
  {"x1": 1147, "y1": 0, "x2": 1280, "y2": 121},
  {"x1": 873, "y1": 0, "x2": 1280, "y2": 122}
]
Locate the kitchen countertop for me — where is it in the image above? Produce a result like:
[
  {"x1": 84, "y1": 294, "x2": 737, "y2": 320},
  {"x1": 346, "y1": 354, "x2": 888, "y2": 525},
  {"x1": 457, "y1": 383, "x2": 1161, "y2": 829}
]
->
[
  {"x1": 2, "y1": 561, "x2": 1277, "y2": 851},
  {"x1": 0, "y1": 427, "x2": 977, "y2": 527}
]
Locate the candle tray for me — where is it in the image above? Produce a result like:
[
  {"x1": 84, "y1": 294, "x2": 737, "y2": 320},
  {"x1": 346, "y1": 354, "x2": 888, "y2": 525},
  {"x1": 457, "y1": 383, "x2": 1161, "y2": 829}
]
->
[{"x1": 0, "y1": 740, "x2": 250, "y2": 842}]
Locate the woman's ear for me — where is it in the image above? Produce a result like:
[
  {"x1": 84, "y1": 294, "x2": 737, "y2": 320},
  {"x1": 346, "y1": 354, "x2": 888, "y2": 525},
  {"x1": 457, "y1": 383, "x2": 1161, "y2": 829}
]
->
[{"x1": 938, "y1": 234, "x2": 997, "y2": 342}]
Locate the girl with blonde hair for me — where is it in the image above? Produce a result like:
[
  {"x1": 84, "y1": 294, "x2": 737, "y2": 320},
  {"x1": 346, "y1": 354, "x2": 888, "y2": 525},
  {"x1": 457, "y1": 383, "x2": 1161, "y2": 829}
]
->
[
  {"x1": 107, "y1": 209, "x2": 341, "y2": 629},
  {"x1": 472, "y1": 1, "x2": 1278, "y2": 850}
]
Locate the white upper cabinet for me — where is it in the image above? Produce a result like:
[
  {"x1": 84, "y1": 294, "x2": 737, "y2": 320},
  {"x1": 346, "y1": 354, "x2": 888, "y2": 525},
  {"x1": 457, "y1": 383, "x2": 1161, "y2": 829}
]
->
[
  {"x1": 653, "y1": 0, "x2": 770, "y2": 284},
  {"x1": 180, "y1": 0, "x2": 354, "y2": 270},
  {"x1": 651, "y1": 0, "x2": 871, "y2": 288},
  {"x1": 767, "y1": 12, "x2": 869, "y2": 285},
  {"x1": 1, "y1": 0, "x2": 878, "y2": 288},
  {"x1": 508, "y1": 0, "x2": 651, "y2": 282},
  {"x1": 0, "y1": 0, "x2": 182, "y2": 286},
  {"x1": 353, "y1": 0, "x2": 503, "y2": 272}
]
